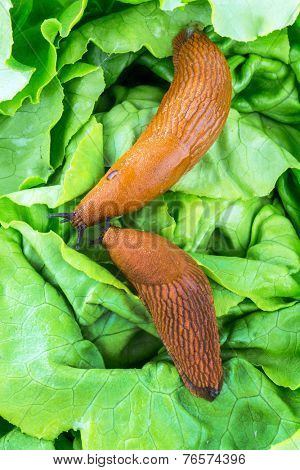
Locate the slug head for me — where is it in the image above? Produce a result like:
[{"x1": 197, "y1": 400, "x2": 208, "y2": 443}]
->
[{"x1": 102, "y1": 227, "x2": 187, "y2": 285}]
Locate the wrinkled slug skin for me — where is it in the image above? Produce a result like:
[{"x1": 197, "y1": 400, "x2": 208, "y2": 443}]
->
[
  {"x1": 102, "y1": 227, "x2": 223, "y2": 401},
  {"x1": 73, "y1": 30, "x2": 232, "y2": 227}
]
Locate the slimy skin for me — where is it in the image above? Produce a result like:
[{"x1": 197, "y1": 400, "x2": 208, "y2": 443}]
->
[
  {"x1": 102, "y1": 227, "x2": 223, "y2": 401},
  {"x1": 50, "y1": 28, "x2": 232, "y2": 248}
]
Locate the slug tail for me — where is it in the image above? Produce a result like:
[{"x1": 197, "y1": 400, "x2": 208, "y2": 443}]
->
[
  {"x1": 179, "y1": 368, "x2": 223, "y2": 401},
  {"x1": 134, "y1": 261, "x2": 223, "y2": 401},
  {"x1": 172, "y1": 25, "x2": 204, "y2": 70}
]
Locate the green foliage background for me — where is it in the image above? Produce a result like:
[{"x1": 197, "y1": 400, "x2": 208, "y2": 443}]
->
[{"x1": 0, "y1": 0, "x2": 299, "y2": 450}]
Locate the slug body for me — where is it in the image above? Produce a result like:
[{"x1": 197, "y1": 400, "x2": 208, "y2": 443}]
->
[
  {"x1": 51, "y1": 28, "x2": 232, "y2": 246},
  {"x1": 102, "y1": 227, "x2": 223, "y2": 401}
]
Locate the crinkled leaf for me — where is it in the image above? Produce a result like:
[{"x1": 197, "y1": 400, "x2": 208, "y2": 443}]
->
[
  {"x1": 208, "y1": 0, "x2": 300, "y2": 41},
  {"x1": 223, "y1": 304, "x2": 300, "y2": 389},
  {"x1": 278, "y1": 170, "x2": 300, "y2": 235},
  {"x1": 231, "y1": 55, "x2": 300, "y2": 124},
  {"x1": 164, "y1": 192, "x2": 269, "y2": 255},
  {"x1": 51, "y1": 68, "x2": 105, "y2": 169},
  {"x1": 289, "y1": 14, "x2": 300, "y2": 81},
  {"x1": 82, "y1": 311, "x2": 162, "y2": 368},
  {"x1": 4, "y1": 220, "x2": 154, "y2": 333},
  {"x1": 85, "y1": 47, "x2": 139, "y2": 88},
  {"x1": 206, "y1": 27, "x2": 291, "y2": 63},
  {"x1": 247, "y1": 204, "x2": 300, "y2": 270},
  {"x1": 58, "y1": 0, "x2": 211, "y2": 68},
  {"x1": 191, "y1": 204, "x2": 300, "y2": 310},
  {"x1": 0, "y1": 219, "x2": 299, "y2": 450},
  {"x1": 0, "y1": 0, "x2": 88, "y2": 115},
  {"x1": 173, "y1": 110, "x2": 300, "y2": 199},
  {"x1": 100, "y1": 90, "x2": 162, "y2": 165},
  {"x1": 0, "y1": 0, "x2": 34, "y2": 104},
  {"x1": 0, "y1": 78, "x2": 63, "y2": 195},
  {"x1": 4, "y1": 117, "x2": 103, "y2": 208},
  {"x1": 80, "y1": 358, "x2": 300, "y2": 449},
  {"x1": 58, "y1": 62, "x2": 99, "y2": 83}
]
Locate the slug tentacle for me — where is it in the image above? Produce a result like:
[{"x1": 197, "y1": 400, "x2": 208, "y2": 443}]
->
[
  {"x1": 48, "y1": 212, "x2": 87, "y2": 249},
  {"x1": 102, "y1": 227, "x2": 223, "y2": 401},
  {"x1": 48, "y1": 212, "x2": 74, "y2": 222},
  {"x1": 90, "y1": 218, "x2": 111, "y2": 247},
  {"x1": 75, "y1": 224, "x2": 86, "y2": 251}
]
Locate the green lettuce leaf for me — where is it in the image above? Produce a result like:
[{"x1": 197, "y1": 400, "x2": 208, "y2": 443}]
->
[
  {"x1": 4, "y1": 116, "x2": 104, "y2": 208},
  {"x1": 206, "y1": 27, "x2": 291, "y2": 63},
  {"x1": 99, "y1": 85, "x2": 163, "y2": 166},
  {"x1": 82, "y1": 311, "x2": 162, "y2": 368},
  {"x1": 0, "y1": 0, "x2": 88, "y2": 115},
  {"x1": 223, "y1": 304, "x2": 300, "y2": 389},
  {"x1": 0, "y1": 0, "x2": 34, "y2": 104},
  {"x1": 58, "y1": 0, "x2": 211, "y2": 68},
  {"x1": 0, "y1": 0, "x2": 299, "y2": 452},
  {"x1": 51, "y1": 68, "x2": 105, "y2": 169},
  {"x1": 278, "y1": 170, "x2": 300, "y2": 235},
  {"x1": 191, "y1": 203, "x2": 300, "y2": 311},
  {"x1": 0, "y1": 428, "x2": 54, "y2": 450},
  {"x1": 84, "y1": 47, "x2": 139, "y2": 88},
  {"x1": 0, "y1": 232, "x2": 298, "y2": 449},
  {"x1": 230, "y1": 55, "x2": 300, "y2": 123},
  {"x1": 164, "y1": 192, "x2": 268, "y2": 255},
  {"x1": 173, "y1": 111, "x2": 300, "y2": 199},
  {"x1": 208, "y1": 0, "x2": 300, "y2": 41},
  {"x1": 271, "y1": 430, "x2": 300, "y2": 450},
  {"x1": 0, "y1": 78, "x2": 63, "y2": 195},
  {"x1": 80, "y1": 358, "x2": 300, "y2": 449},
  {"x1": 289, "y1": 14, "x2": 300, "y2": 81},
  {"x1": 1, "y1": 220, "x2": 154, "y2": 333}
]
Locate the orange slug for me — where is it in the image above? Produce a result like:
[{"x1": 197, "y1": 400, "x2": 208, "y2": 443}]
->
[
  {"x1": 102, "y1": 226, "x2": 223, "y2": 401},
  {"x1": 50, "y1": 28, "x2": 232, "y2": 248}
]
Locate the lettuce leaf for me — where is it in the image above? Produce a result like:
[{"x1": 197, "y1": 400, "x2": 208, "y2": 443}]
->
[
  {"x1": 271, "y1": 430, "x2": 300, "y2": 450},
  {"x1": 0, "y1": 0, "x2": 299, "y2": 452},
  {"x1": 208, "y1": 0, "x2": 300, "y2": 41},
  {"x1": 58, "y1": 0, "x2": 211, "y2": 67},
  {"x1": 173, "y1": 112, "x2": 300, "y2": 199},
  {"x1": 0, "y1": 0, "x2": 88, "y2": 115},
  {"x1": 0, "y1": 232, "x2": 298, "y2": 449},
  {"x1": 0, "y1": 79, "x2": 63, "y2": 195},
  {"x1": 51, "y1": 68, "x2": 105, "y2": 169},
  {"x1": 0, "y1": 427, "x2": 54, "y2": 450},
  {"x1": 223, "y1": 304, "x2": 300, "y2": 389}
]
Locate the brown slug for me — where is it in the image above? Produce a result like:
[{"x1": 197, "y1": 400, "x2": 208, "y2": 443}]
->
[
  {"x1": 102, "y1": 226, "x2": 223, "y2": 401},
  {"x1": 50, "y1": 28, "x2": 232, "y2": 248}
]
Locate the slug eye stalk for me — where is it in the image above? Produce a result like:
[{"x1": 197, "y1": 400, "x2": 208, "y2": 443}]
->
[
  {"x1": 48, "y1": 212, "x2": 74, "y2": 222},
  {"x1": 48, "y1": 212, "x2": 86, "y2": 251},
  {"x1": 48, "y1": 213, "x2": 111, "y2": 250},
  {"x1": 89, "y1": 218, "x2": 111, "y2": 247}
]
